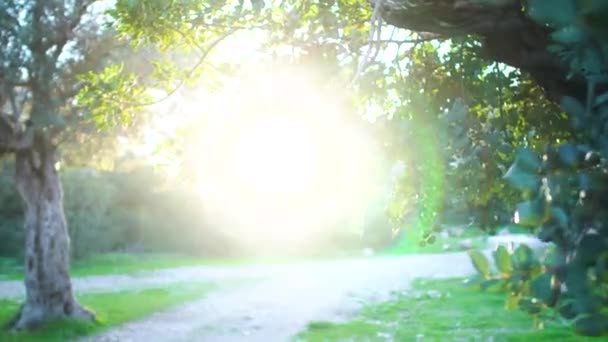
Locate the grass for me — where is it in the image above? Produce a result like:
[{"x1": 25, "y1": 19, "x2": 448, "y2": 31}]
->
[
  {"x1": 296, "y1": 278, "x2": 598, "y2": 342},
  {"x1": 0, "y1": 253, "x2": 262, "y2": 280},
  {"x1": 0, "y1": 282, "x2": 217, "y2": 342},
  {"x1": 0, "y1": 251, "x2": 378, "y2": 280}
]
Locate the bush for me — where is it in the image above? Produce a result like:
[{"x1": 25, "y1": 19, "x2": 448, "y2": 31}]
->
[{"x1": 61, "y1": 169, "x2": 133, "y2": 258}]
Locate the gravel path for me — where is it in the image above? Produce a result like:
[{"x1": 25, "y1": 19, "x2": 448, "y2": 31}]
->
[{"x1": 68, "y1": 252, "x2": 478, "y2": 342}]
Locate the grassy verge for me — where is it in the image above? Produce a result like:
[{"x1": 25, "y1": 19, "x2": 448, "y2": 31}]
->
[
  {"x1": 0, "y1": 253, "x2": 253, "y2": 280},
  {"x1": 1, "y1": 252, "x2": 373, "y2": 280},
  {"x1": 0, "y1": 282, "x2": 216, "y2": 342},
  {"x1": 297, "y1": 278, "x2": 595, "y2": 341}
]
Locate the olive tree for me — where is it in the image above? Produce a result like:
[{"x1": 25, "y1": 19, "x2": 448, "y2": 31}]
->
[{"x1": 0, "y1": 0, "x2": 146, "y2": 328}]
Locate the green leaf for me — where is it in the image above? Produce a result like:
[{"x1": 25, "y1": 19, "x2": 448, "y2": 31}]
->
[
  {"x1": 503, "y1": 163, "x2": 541, "y2": 192},
  {"x1": 468, "y1": 250, "x2": 491, "y2": 279},
  {"x1": 564, "y1": 265, "x2": 590, "y2": 301},
  {"x1": 551, "y1": 25, "x2": 587, "y2": 44},
  {"x1": 527, "y1": 0, "x2": 577, "y2": 27},
  {"x1": 513, "y1": 244, "x2": 535, "y2": 269},
  {"x1": 549, "y1": 207, "x2": 569, "y2": 228},
  {"x1": 594, "y1": 91, "x2": 608, "y2": 107},
  {"x1": 514, "y1": 200, "x2": 545, "y2": 227},
  {"x1": 581, "y1": 47, "x2": 603, "y2": 75},
  {"x1": 493, "y1": 245, "x2": 513, "y2": 276},
  {"x1": 530, "y1": 273, "x2": 553, "y2": 305},
  {"x1": 515, "y1": 148, "x2": 542, "y2": 172},
  {"x1": 575, "y1": 234, "x2": 607, "y2": 266},
  {"x1": 557, "y1": 143, "x2": 581, "y2": 167},
  {"x1": 560, "y1": 96, "x2": 586, "y2": 118},
  {"x1": 559, "y1": 301, "x2": 577, "y2": 319}
]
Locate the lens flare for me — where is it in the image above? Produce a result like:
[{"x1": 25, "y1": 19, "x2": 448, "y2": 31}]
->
[{"x1": 190, "y1": 67, "x2": 380, "y2": 251}]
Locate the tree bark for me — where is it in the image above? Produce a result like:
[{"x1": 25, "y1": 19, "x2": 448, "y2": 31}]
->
[
  {"x1": 377, "y1": 0, "x2": 592, "y2": 103},
  {"x1": 8, "y1": 134, "x2": 93, "y2": 330}
]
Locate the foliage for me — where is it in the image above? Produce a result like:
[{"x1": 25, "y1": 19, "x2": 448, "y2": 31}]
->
[
  {"x1": 487, "y1": 1, "x2": 608, "y2": 336},
  {"x1": 297, "y1": 278, "x2": 590, "y2": 341},
  {"x1": 75, "y1": 64, "x2": 150, "y2": 129},
  {"x1": 381, "y1": 42, "x2": 563, "y2": 239},
  {"x1": 0, "y1": 282, "x2": 216, "y2": 341},
  {"x1": 467, "y1": 245, "x2": 559, "y2": 326}
]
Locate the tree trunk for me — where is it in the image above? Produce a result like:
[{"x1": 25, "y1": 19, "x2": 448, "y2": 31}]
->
[{"x1": 8, "y1": 135, "x2": 93, "y2": 330}]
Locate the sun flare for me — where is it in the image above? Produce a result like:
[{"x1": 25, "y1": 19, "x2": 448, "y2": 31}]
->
[
  {"x1": 229, "y1": 116, "x2": 320, "y2": 195},
  {"x1": 189, "y1": 67, "x2": 379, "y2": 248}
]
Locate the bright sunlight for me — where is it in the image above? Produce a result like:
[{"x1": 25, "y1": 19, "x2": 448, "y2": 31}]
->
[{"x1": 191, "y1": 67, "x2": 379, "y2": 248}]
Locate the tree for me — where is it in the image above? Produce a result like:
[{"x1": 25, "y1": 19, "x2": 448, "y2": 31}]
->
[
  {"x1": 0, "y1": 0, "x2": 148, "y2": 328},
  {"x1": 377, "y1": 0, "x2": 600, "y2": 103},
  {"x1": 0, "y1": 0, "x2": 256, "y2": 329}
]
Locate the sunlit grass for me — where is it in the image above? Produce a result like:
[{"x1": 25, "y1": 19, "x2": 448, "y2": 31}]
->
[
  {"x1": 296, "y1": 278, "x2": 592, "y2": 341},
  {"x1": 0, "y1": 253, "x2": 242, "y2": 280},
  {"x1": 0, "y1": 252, "x2": 358, "y2": 281},
  {"x1": 0, "y1": 282, "x2": 216, "y2": 342}
]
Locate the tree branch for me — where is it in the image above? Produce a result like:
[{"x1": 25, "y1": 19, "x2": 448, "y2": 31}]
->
[
  {"x1": 377, "y1": 0, "x2": 588, "y2": 103},
  {"x1": 49, "y1": 0, "x2": 96, "y2": 65},
  {"x1": 351, "y1": 0, "x2": 385, "y2": 85},
  {"x1": 133, "y1": 28, "x2": 241, "y2": 107}
]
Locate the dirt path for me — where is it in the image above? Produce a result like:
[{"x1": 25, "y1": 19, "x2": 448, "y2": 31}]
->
[{"x1": 73, "y1": 252, "x2": 477, "y2": 342}]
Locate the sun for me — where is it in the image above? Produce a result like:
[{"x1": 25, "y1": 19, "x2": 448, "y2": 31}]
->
[
  {"x1": 229, "y1": 116, "x2": 320, "y2": 195},
  {"x1": 189, "y1": 67, "x2": 379, "y2": 248}
]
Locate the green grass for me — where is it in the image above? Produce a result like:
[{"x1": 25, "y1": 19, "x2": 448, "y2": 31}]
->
[
  {"x1": 0, "y1": 282, "x2": 216, "y2": 342},
  {"x1": 0, "y1": 253, "x2": 262, "y2": 280},
  {"x1": 1, "y1": 251, "x2": 375, "y2": 280},
  {"x1": 296, "y1": 278, "x2": 598, "y2": 342}
]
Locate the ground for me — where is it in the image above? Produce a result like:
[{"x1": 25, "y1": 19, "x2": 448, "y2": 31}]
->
[
  {"x1": 298, "y1": 278, "x2": 591, "y2": 341},
  {"x1": 0, "y1": 233, "x2": 557, "y2": 341},
  {"x1": 1, "y1": 252, "x2": 476, "y2": 341}
]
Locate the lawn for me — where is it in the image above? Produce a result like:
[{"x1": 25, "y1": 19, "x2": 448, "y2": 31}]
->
[
  {"x1": 296, "y1": 278, "x2": 596, "y2": 342},
  {"x1": 0, "y1": 253, "x2": 254, "y2": 280},
  {"x1": 0, "y1": 282, "x2": 216, "y2": 342},
  {"x1": 0, "y1": 252, "x2": 371, "y2": 281}
]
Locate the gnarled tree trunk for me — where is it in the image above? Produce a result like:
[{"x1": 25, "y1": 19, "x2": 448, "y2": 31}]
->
[{"x1": 8, "y1": 134, "x2": 93, "y2": 330}]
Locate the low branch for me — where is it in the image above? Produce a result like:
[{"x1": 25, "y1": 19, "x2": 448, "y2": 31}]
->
[
  {"x1": 351, "y1": 0, "x2": 385, "y2": 85},
  {"x1": 132, "y1": 28, "x2": 241, "y2": 107},
  {"x1": 367, "y1": 36, "x2": 444, "y2": 45},
  {"x1": 377, "y1": 0, "x2": 588, "y2": 103},
  {"x1": 49, "y1": 0, "x2": 95, "y2": 65}
]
